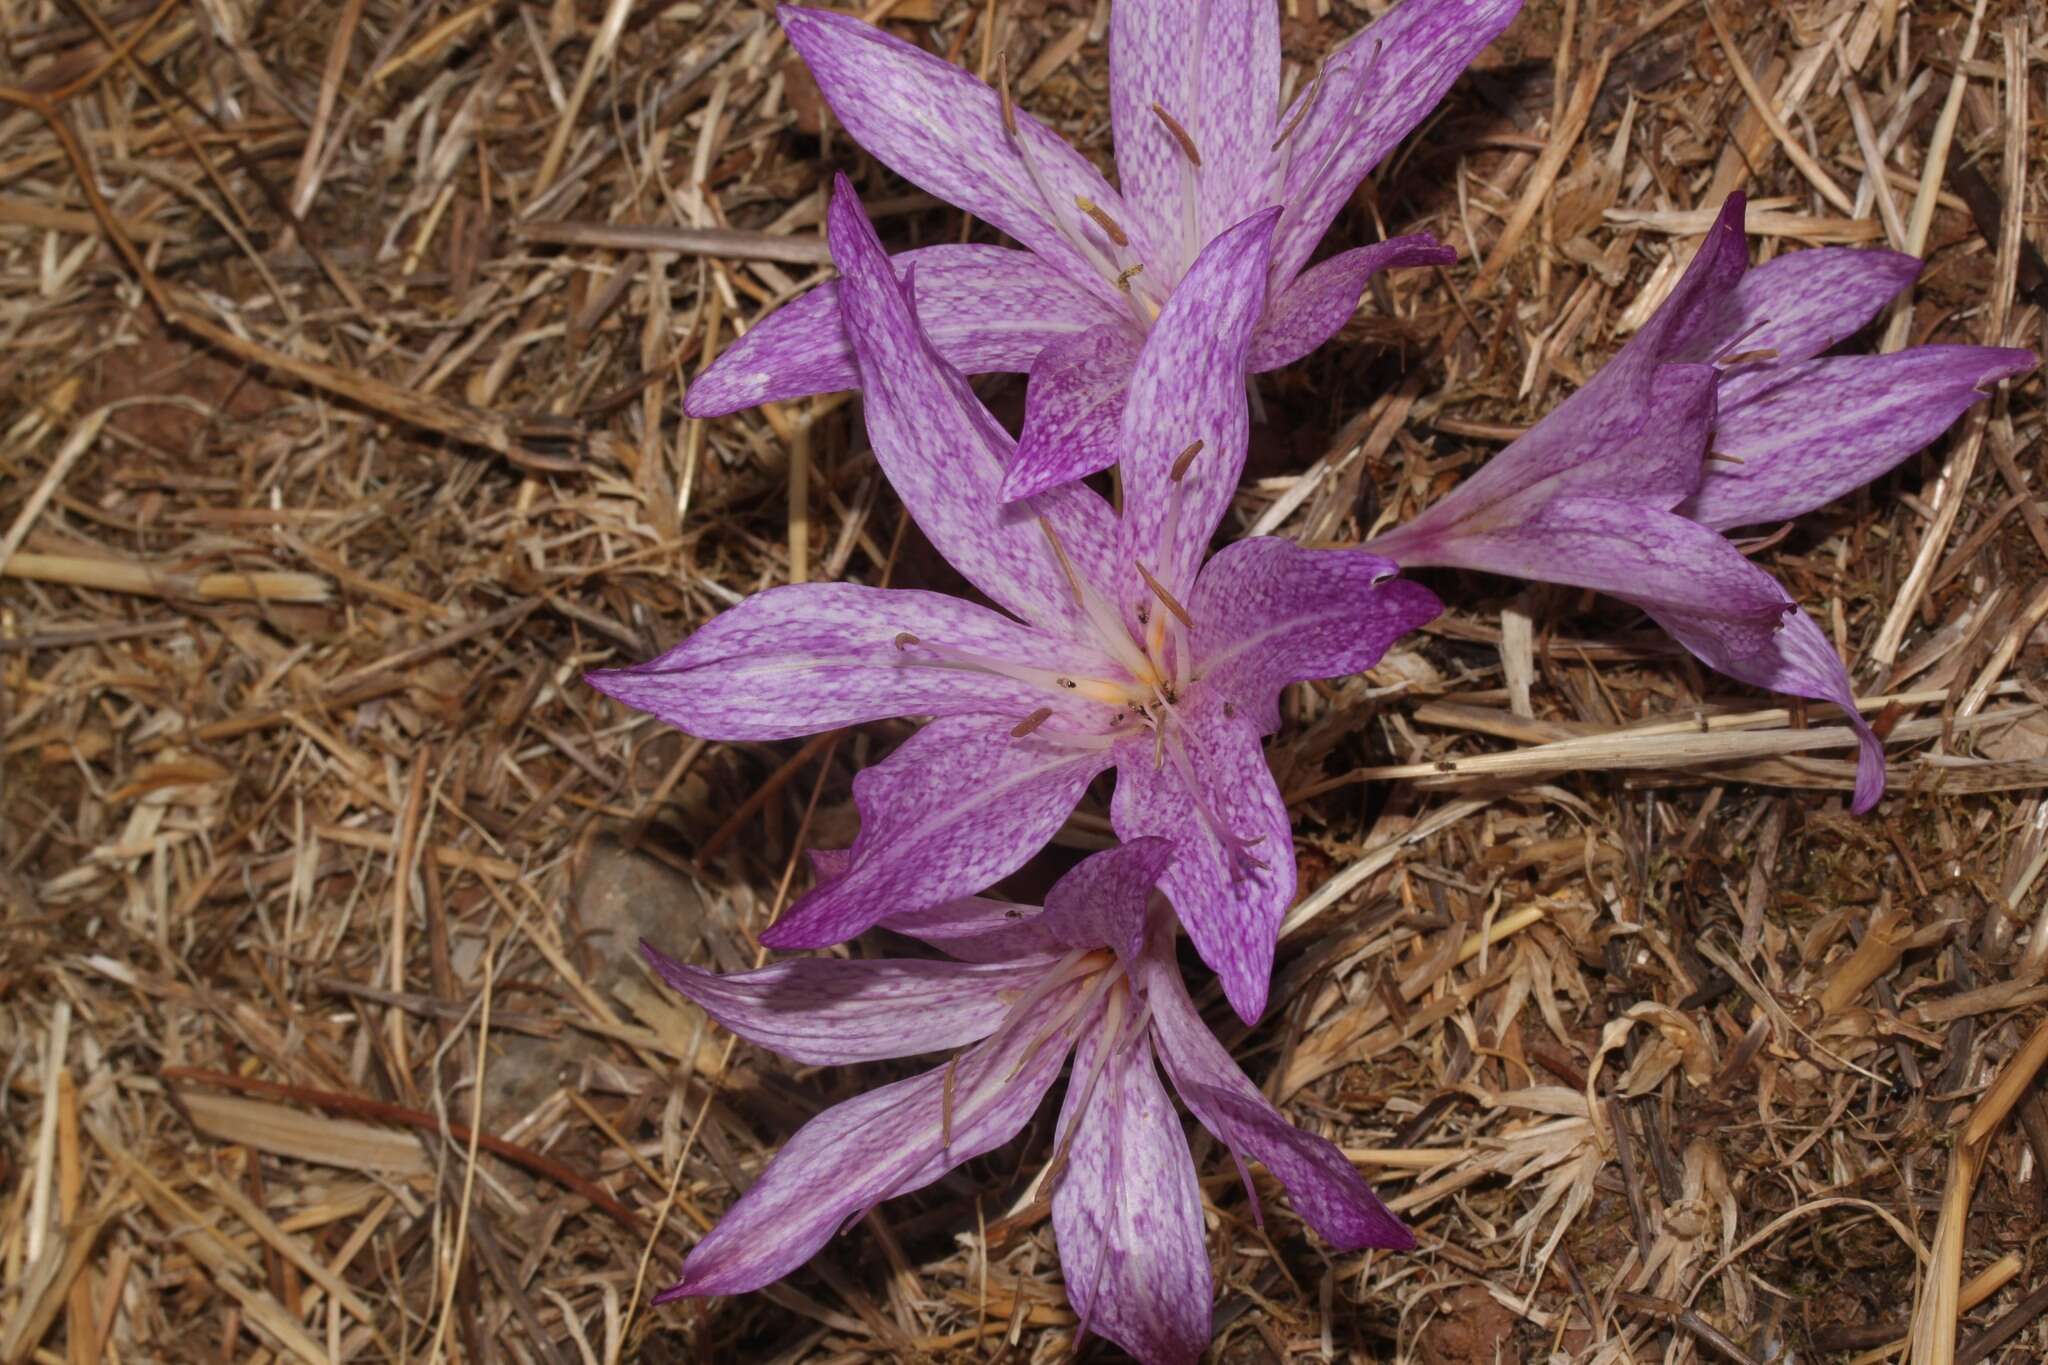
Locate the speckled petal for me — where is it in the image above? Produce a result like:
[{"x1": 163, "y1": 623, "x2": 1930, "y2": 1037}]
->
[
  {"x1": 763, "y1": 715, "x2": 1113, "y2": 950},
  {"x1": 641, "y1": 942, "x2": 1054, "y2": 1064},
  {"x1": 1683, "y1": 245, "x2": 1920, "y2": 369},
  {"x1": 1035, "y1": 838, "x2": 1176, "y2": 963},
  {"x1": 1005, "y1": 322, "x2": 1145, "y2": 501},
  {"x1": 1247, "y1": 234, "x2": 1455, "y2": 372},
  {"x1": 1051, "y1": 1032, "x2": 1210, "y2": 1365},
  {"x1": 684, "y1": 245, "x2": 1119, "y2": 417}
]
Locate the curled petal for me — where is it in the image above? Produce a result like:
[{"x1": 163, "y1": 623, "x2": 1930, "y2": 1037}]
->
[
  {"x1": 660, "y1": 1013, "x2": 1071, "y2": 1299},
  {"x1": 764, "y1": 715, "x2": 1113, "y2": 950},
  {"x1": 1111, "y1": 691, "x2": 1293, "y2": 1023},
  {"x1": 684, "y1": 245, "x2": 1118, "y2": 417},
  {"x1": 829, "y1": 178, "x2": 1127, "y2": 634},
  {"x1": 1685, "y1": 347, "x2": 2038, "y2": 530},
  {"x1": 1248, "y1": 234, "x2": 1456, "y2": 373},
  {"x1": 1140, "y1": 943, "x2": 1412, "y2": 1251},
  {"x1": 1190, "y1": 539, "x2": 1442, "y2": 733},
  {"x1": 1118, "y1": 207, "x2": 1280, "y2": 600},
  {"x1": 585, "y1": 583, "x2": 1105, "y2": 740},
  {"x1": 784, "y1": 6, "x2": 1145, "y2": 304},
  {"x1": 1037, "y1": 837, "x2": 1177, "y2": 963},
  {"x1": 1005, "y1": 322, "x2": 1145, "y2": 501},
  {"x1": 1644, "y1": 595, "x2": 1885, "y2": 813},
  {"x1": 641, "y1": 943, "x2": 1053, "y2": 1064},
  {"x1": 1051, "y1": 1032, "x2": 1211, "y2": 1365}
]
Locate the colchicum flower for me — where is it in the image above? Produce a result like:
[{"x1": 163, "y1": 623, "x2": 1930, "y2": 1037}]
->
[
  {"x1": 1366, "y1": 193, "x2": 2036, "y2": 812},
  {"x1": 685, "y1": 0, "x2": 1522, "y2": 498},
  {"x1": 589, "y1": 178, "x2": 1441, "y2": 1021},
  {"x1": 642, "y1": 838, "x2": 1411, "y2": 1364}
]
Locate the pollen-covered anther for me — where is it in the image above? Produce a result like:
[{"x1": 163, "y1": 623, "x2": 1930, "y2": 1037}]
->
[
  {"x1": 1134, "y1": 561, "x2": 1195, "y2": 630},
  {"x1": 1074, "y1": 196, "x2": 1131, "y2": 248},
  {"x1": 1169, "y1": 439, "x2": 1204, "y2": 483},
  {"x1": 1150, "y1": 103, "x2": 1202, "y2": 166},
  {"x1": 1011, "y1": 707, "x2": 1054, "y2": 738},
  {"x1": 893, "y1": 632, "x2": 919, "y2": 649},
  {"x1": 1113, "y1": 263, "x2": 1145, "y2": 293}
]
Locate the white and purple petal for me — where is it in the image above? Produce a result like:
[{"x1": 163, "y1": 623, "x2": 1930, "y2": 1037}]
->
[
  {"x1": 783, "y1": 6, "x2": 1145, "y2": 306},
  {"x1": 829, "y1": 178, "x2": 1127, "y2": 632},
  {"x1": 1684, "y1": 347, "x2": 2037, "y2": 530},
  {"x1": 1035, "y1": 837, "x2": 1176, "y2": 963},
  {"x1": 1110, "y1": 691, "x2": 1293, "y2": 1023},
  {"x1": 1140, "y1": 943, "x2": 1412, "y2": 1251},
  {"x1": 641, "y1": 944, "x2": 1054, "y2": 1064},
  {"x1": 1190, "y1": 538, "x2": 1442, "y2": 733},
  {"x1": 1051, "y1": 1032, "x2": 1211, "y2": 1365},
  {"x1": 1272, "y1": 0, "x2": 1523, "y2": 284},
  {"x1": 1684, "y1": 245, "x2": 1920, "y2": 368},
  {"x1": 659, "y1": 1012, "x2": 1072, "y2": 1299},
  {"x1": 1117, "y1": 207, "x2": 1280, "y2": 601},
  {"x1": 763, "y1": 715, "x2": 1113, "y2": 950},
  {"x1": 1247, "y1": 234, "x2": 1456, "y2": 373},
  {"x1": 585, "y1": 584, "x2": 1104, "y2": 740},
  {"x1": 1005, "y1": 322, "x2": 1145, "y2": 501},
  {"x1": 684, "y1": 245, "x2": 1118, "y2": 417}
]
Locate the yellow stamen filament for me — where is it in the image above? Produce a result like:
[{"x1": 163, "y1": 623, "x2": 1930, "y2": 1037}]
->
[{"x1": 1150, "y1": 104, "x2": 1202, "y2": 166}]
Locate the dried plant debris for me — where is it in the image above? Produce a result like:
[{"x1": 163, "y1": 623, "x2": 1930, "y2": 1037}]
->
[{"x1": 1, "y1": 0, "x2": 2044, "y2": 1361}]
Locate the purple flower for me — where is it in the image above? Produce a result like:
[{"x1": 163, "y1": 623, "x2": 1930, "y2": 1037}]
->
[
  {"x1": 589, "y1": 178, "x2": 1440, "y2": 1021},
  {"x1": 643, "y1": 839, "x2": 1410, "y2": 1364},
  {"x1": 685, "y1": 0, "x2": 1522, "y2": 498},
  {"x1": 1366, "y1": 193, "x2": 2036, "y2": 813}
]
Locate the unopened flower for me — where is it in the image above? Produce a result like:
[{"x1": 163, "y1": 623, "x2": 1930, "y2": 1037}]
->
[
  {"x1": 643, "y1": 839, "x2": 1410, "y2": 1365},
  {"x1": 1367, "y1": 192, "x2": 2036, "y2": 812},
  {"x1": 686, "y1": 0, "x2": 1521, "y2": 497},
  {"x1": 590, "y1": 177, "x2": 1440, "y2": 1020}
]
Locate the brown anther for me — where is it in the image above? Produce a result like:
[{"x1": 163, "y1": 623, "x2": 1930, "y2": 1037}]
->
[
  {"x1": 1011, "y1": 707, "x2": 1054, "y2": 738},
  {"x1": 941, "y1": 1054, "x2": 960, "y2": 1150},
  {"x1": 1133, "y1": 561, "x2": 1195, "y2": 629},
  {"x1": 1150, "y1": 103, "x2": 1202, "y2": 166},
  {"x1": 1717, "y1": 347, "x2": 1779, "y2": 367},
  {"x1": 996, "y1": 53, "x2": 1018, "y2": 136},
  {"x1": 1074, "y1": 195, "x2": 1130, "y2": 247},
  {"x1": 893, "y1": 632, "x2": 920, "y2": 648},
  {"x1": 1271, "y1": 59, "x2": 1327, "y2": 151},
  {"x1": 1169, "y1": 439, "x2": 1204, "y2": 483},
  {"x1": 1705, "y1": 451, "x2": 1746, "y2": 465},
  {"x1": 1056, "y1": 677, "x2": 1078, "y2": 689},
  {"x1": 1113, "y1": 263, "x2": 1145, "y2": 292}
]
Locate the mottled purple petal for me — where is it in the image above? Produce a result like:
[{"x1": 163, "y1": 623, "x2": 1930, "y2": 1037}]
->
[
  {"x1": 1051, "y1": 1032, "x2": 1210, "y2": 1365},
  {"x1": 783, "y1": 6, "x2": 1145, "y2": 306},
  {"x1": 1272, "y1": 0, "x2": 1522, "y2": 283},
  {"x1": 877, "y1": 894, "x2": 1068, "y2": 963},
  {"x1": 1036, "y1": 838, "x2": 1176, "y2": 962},
  {"x1": 1118, "y1": 207, "x2": 1280, "y2": 601},
  {"x1": 641, "y1": 943, "x2": 1053, "y2": 1064},
  {"x1": 1684, "y1": 246, "x2": 1920, "y2": 368},
  {"x1": 1190, "y1": 539, "x2": 1442, "y2": 732},
  {"x1": 1140, "y1": 942, "x2": 1412, "y2": 1251},
  {"x1": 585, "y1": 584, "x2": 1108, "y2": 740},
  {"x1": 1111, "y1": 691, "x2": 1292, "y2": 1022},
  {"x1": 684, "y1": 245, "x2": 1120, "y2": 417},
  {"x1": 1643, "y1": 595, "x2": 1884, "y2": 813},
  {"x1": 1004, "y1": 322, "x2": 1144, "y2": 501},
  {"x1": 1684, "y1": 347, "x2": 2038, "y2": 530},
  {"x1": 660, "y1": 1014, "x2": 1071, "y2": 1299},
  {"x1": 763, "y1": 715, "x2": 1113, "y2": 950},
  {"x1": 1391, "y1": 493, "x2": 1797, "y2": 660},
  {"x1": 1374, "y1": 362, "x2": 1719, "y2": 559},
  {"x1": 1248, "y1": 234, "x2": 1456, "y2": 372},
  {"x1": 829, "y1": 178, "x2": 1127, "y2": 632}
]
